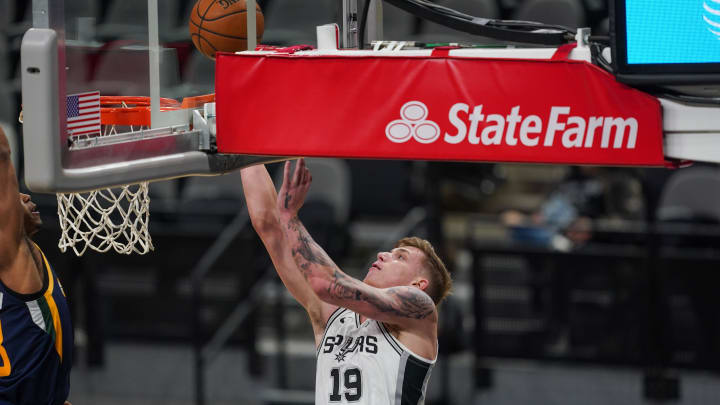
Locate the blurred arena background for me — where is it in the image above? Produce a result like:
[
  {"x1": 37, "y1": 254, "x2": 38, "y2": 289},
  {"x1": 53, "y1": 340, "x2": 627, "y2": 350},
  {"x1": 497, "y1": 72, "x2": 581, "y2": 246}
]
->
[{"x1": 2, "y1": 0, "x2": 720, "y2": 404}]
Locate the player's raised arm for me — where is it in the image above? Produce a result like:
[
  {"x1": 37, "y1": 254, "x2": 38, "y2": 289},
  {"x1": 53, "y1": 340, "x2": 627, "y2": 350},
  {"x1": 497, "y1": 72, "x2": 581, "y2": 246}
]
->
[
  {"x1": 0, "y1": 128, "x2": 25, "y2": 271},
  {"x1": 240, "y1": 164, "x2": 337, "y2": 340},
  {"x1": 277, "y1": 159, "x2": 437, "y2": 329}
]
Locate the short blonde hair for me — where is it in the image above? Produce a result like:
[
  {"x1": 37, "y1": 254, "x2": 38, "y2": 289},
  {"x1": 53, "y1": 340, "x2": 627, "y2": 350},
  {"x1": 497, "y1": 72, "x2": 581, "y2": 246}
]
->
[{"x1": 395, "y1": 237, "x2": 452, "y2": 305}]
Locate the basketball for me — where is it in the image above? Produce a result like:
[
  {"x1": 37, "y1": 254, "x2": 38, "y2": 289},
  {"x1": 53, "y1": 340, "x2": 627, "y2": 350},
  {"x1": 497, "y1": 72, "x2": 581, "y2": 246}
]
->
[{"x1": 189, "y1": 0, "x2": 265, "y2": 60}]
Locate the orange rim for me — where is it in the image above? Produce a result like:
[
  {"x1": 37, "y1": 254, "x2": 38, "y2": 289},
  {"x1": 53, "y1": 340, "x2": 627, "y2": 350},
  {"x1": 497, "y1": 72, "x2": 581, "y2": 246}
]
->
[{"x1": 100, "y1": 94, "x2": 215, "y2": 127}]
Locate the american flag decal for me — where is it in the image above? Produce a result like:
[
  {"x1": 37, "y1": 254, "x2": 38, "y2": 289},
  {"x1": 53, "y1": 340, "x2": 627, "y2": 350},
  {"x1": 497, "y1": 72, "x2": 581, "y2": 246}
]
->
[{"x1": 66, "y1": 91, "x2": 101, "y2": 137}]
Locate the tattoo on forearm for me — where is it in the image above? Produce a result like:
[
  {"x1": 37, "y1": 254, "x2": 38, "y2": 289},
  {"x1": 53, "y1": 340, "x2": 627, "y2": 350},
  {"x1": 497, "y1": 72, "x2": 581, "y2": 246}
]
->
[
  {"x1": 285, "y1": 217, "x2": 433, "y2": 320},
  {"x1": 288, "y1": 218, "x2": 333, "y2": 273},
  {"x1": 327, "y1": 272, "x2": 434, "y2": 320},
  {"x1": 326, "y1": 272, "x2": 357, "y2": 300}
]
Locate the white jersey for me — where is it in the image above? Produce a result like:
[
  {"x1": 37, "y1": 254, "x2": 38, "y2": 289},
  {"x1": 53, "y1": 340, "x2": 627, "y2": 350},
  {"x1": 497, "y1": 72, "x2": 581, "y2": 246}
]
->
[{"x1": 315, "y1": 308, "x2": 436, "y2": 405}]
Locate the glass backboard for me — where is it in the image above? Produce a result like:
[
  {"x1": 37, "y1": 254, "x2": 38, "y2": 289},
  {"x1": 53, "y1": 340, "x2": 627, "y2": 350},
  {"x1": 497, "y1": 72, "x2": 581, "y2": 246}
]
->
[{"x1": 20, "y1": 0, "x2": 272, "y2": 193}]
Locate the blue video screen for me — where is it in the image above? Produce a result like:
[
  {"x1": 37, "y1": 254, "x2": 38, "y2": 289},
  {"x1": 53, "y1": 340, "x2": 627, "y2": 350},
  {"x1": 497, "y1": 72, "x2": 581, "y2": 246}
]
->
[{"x1": 626, "y1": 0, "x2": 720, "y2": 64}]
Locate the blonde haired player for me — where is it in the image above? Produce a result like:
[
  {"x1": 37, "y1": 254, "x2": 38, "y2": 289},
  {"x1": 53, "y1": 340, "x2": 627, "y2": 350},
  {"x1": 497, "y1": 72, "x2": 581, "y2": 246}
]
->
[{"x1": 241, "y1": 159, "x2": 451, "y2": 404}]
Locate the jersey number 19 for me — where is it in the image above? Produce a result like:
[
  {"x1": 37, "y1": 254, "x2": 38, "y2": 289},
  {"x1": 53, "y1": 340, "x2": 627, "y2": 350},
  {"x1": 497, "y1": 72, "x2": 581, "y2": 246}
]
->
[{"x1": 330, "y1": 367, "x2": 361, "y2": 402}]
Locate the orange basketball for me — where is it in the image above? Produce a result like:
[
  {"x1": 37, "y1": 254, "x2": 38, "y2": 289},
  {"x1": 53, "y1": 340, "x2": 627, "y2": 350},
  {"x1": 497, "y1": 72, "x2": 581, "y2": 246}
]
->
[{"x1": 189, "y1": 0, "x2": 265, "y2": 60}]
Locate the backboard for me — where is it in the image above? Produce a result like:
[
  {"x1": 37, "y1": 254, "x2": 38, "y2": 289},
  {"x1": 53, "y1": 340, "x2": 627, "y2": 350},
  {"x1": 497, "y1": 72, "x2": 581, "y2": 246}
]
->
[{"x1": 21, "y1": 0, "x2": 273, "y2": 193}]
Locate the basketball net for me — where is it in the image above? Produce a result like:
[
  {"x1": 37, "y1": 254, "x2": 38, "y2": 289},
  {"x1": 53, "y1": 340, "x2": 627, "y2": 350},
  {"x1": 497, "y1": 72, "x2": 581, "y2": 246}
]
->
[
  {"x1": 57, "y1": 183, "x2": 152, "y2": 256},
  {"x1": 56, "y1": 96, "x2": 168, "y2": 256}
]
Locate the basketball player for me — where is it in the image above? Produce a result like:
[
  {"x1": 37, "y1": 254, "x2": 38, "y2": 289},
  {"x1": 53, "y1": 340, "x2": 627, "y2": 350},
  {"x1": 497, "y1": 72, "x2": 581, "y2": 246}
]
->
[
  {"x1": 0, "y1": 128, "x2": 73, "y2": 405},
  {"x1": 241, "y1": 159, "x2": 451, "y2": 404}
]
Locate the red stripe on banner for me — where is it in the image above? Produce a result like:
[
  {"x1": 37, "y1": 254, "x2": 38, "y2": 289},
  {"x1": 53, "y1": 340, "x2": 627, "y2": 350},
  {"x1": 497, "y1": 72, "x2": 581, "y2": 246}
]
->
[{"x1": 216, "y1": 52, "x2": 664, "y2": 166}]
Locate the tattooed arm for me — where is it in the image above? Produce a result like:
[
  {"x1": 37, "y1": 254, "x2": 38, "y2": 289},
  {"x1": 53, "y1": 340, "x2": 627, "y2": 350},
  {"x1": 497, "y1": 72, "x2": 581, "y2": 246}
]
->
[
  {"x1": 240, "y1": 164, "x2": 337, "y2": 341},
  {"x1": 277, "y1": 159, "x2": 437, "y2": 329}
]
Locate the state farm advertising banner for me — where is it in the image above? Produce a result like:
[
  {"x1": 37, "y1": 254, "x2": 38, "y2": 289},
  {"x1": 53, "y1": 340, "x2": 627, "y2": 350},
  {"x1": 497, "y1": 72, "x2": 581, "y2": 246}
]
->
[{"x1": 216, "y1": 51, "x2": 665, "y2": 166}]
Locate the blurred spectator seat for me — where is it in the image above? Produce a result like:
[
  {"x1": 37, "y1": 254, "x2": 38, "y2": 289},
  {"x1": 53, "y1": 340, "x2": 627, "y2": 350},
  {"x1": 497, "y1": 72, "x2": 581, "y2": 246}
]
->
[
  {"x1": 164, "y1": 0, "x2": 198, "y2": 43},
  {"x1": 179, "y1": 171, "x2": 246, "y2": 222},
  {"x1": 0, "y1": 34, "x2": 9, "y2": 81},
  {"x1": 149, "y1": 179, "x2": 181, "y2": 202},
  {"x1": 64, "y1": 43, "x2": 99, "y2": 93},
  {"x1": 182, "y1": 51, "x2": 216, "y2": 96},
  {"x1": 594, "y1": 17, "x2": 609, "y2": 36},
  {"x1": 348, "y1": 160, "x2": 412, "y2": 219},
  {"x1": 303, "y1": 158, "x2": 351, "y2": 258},
  {"x1": 97, "y1": 0, "x2": 180, "y2": 41},
  {"x1": 182, "y1": 172, "x2": 245, "y2": 201},
  {"x1": 497, "y1": 0, "x2": 521, "y2": 18},
  {"x1": 582, "y1": 0, "x2": 607, "y2": 15},
  {"x1": 0, "y1": 121, "x2": 19, "y2": 170},
  {"x1": 417, "y1": 0, "x2": 500, "y2": 43},
  {"x1": 92, "y1": 45, "x2": 180, "y2": 97},
  {"x1": 0, "y1": 86, "x2": 17, "y2": 125},
  {"x1": 1, "y1": 0, "x2": 30, "y2": 40},
  {"x1": 380, "y1": 2, "x2": 419, "y2": 41},
  {"x1": 657, "y1": 166, "x2": 720, "y2": 371},
  {"x1": 4, "y1": 0, "x2": 30, "y2": 35},
  {"x1": 147, "y1": 179, "x2": 182, "y2": 222},
  {"x1": 261, "y1": 0, "x2": 338, "y2": 46},
  {"x1": 512, "y1": 0, "x2": 586, "y2": 29},
  {"x1": 9, "y1": 56, "x2": 20, "y2": 93},
  {"x1": 64, "y1": 0, "x2": 101, "y2": 41},
  {"x1": 304, "y1": 158, "x2": 352, "y2": 224},
  {"x1": 0, "y1": 0, "x2": 16, "y2": 29},
  {"x1": 657, "y1": 166, "x2": 720, "y2": 223}
]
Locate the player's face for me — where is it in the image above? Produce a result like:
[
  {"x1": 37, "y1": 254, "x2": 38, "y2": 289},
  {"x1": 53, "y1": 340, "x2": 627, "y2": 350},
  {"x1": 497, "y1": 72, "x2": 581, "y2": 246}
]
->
[
  {"x1": 363, "y1": 246, "x2": 426, "y2": 288},
  {"x1": 20, "y1": 193, "x2": 42, "y2": 236}
]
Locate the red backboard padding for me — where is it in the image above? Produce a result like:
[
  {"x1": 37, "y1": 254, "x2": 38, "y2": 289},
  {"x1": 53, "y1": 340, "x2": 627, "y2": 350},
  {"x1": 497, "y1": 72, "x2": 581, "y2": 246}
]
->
[{"x1": 216, "y1": 51, "x2": 664, "y2": 166}]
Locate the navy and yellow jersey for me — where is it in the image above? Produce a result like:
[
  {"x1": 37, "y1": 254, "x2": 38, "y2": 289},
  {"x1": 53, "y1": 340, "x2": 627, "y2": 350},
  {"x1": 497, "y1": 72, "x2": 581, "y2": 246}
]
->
[{"x1": 0, "y1": 244, "x2": 73, "y2": 405}]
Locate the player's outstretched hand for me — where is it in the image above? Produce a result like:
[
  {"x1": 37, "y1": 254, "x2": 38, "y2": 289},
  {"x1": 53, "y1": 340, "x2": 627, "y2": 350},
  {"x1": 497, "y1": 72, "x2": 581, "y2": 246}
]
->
[{"x1": 277, "y1": 158, "x2": 312, "y2": 221}]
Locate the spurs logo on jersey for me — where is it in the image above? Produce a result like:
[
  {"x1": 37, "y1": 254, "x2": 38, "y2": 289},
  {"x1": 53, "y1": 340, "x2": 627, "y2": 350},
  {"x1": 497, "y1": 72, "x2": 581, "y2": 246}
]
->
[
  {"x1": 322, "y1": 335, "x2": 378, "y2": 361},
  {"x1": 316, "y1": 308, "x2": 436, "y2": 405}
]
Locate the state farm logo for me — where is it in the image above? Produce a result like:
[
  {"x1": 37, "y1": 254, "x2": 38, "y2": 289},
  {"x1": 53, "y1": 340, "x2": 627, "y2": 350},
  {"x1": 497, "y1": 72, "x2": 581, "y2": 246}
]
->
[
  {"x1": 385, "y1": 101, "x2": 441, "y2": 144},
  {"x1": 385, "y1": 100, "x2": 640, "y2": 150}
]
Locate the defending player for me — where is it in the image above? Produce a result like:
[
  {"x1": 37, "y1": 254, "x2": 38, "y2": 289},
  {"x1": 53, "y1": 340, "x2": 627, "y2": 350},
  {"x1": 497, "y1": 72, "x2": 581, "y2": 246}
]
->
[
  {"x1": 241, "y1": 159, "x2": 451, "y2": 404},
  {"x1": 0, "y1": 128, "x2": 73, "y2": 404}
]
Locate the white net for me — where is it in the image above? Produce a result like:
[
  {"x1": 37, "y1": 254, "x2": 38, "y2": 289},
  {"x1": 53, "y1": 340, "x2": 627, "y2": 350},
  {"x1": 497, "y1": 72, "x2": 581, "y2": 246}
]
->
[
  {"x1": 57, "y1": 183, "x2": 153, "y2": 255},
  {"x1": 57, "y1": 105, "x2": 154, "y2": 256}
]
